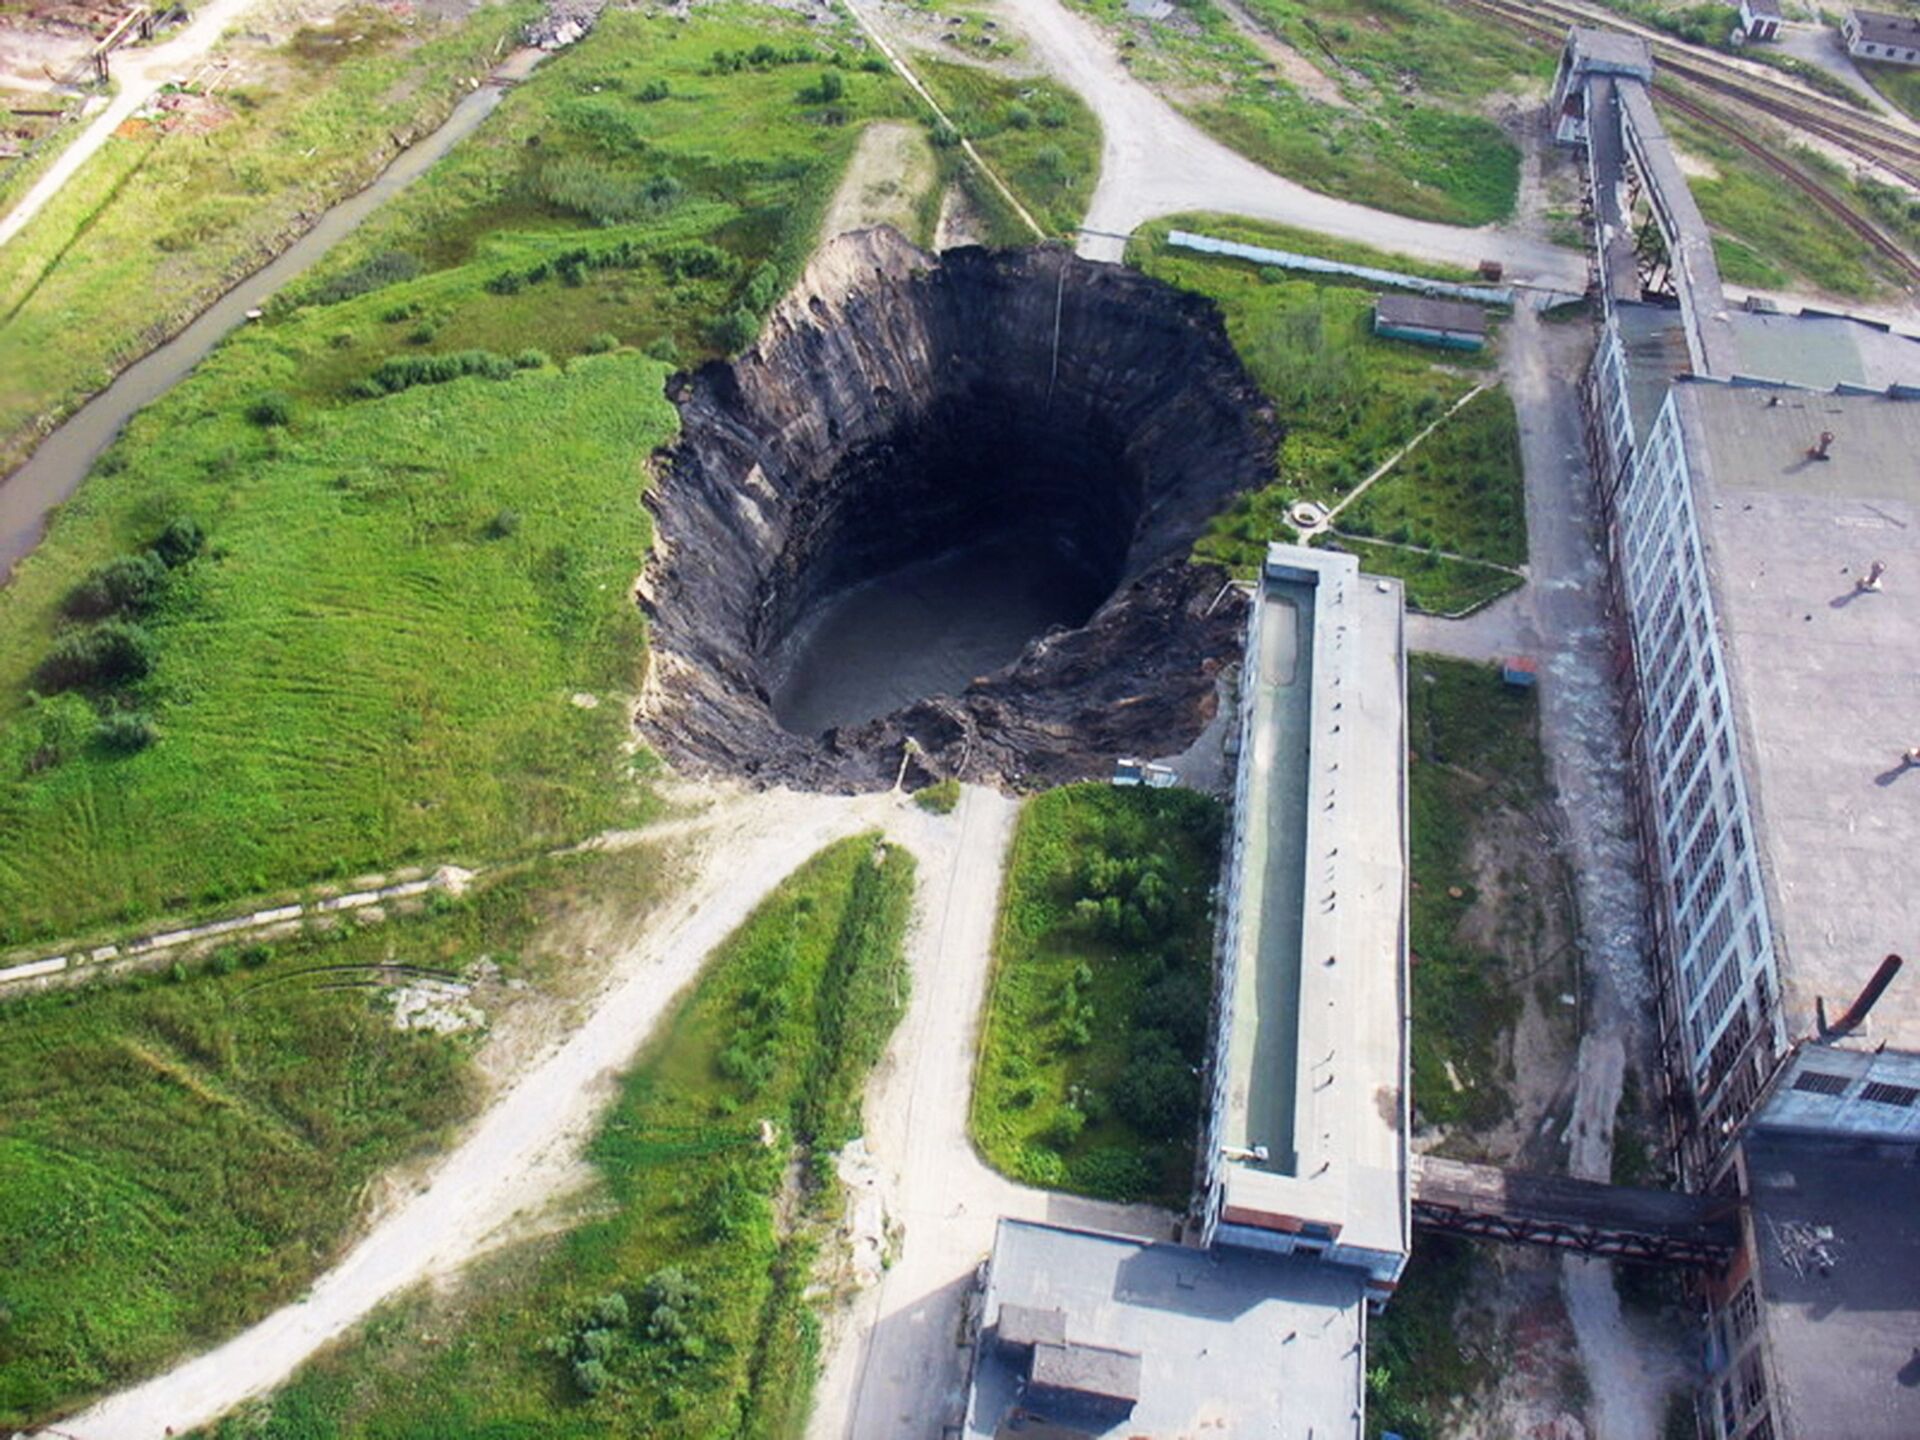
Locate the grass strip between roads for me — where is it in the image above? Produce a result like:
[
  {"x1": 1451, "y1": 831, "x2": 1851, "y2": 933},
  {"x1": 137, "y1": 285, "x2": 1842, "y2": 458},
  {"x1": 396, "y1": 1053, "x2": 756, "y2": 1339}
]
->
[{"x1": 204, "y1": 833, "x2": 915, "y2": 1440}]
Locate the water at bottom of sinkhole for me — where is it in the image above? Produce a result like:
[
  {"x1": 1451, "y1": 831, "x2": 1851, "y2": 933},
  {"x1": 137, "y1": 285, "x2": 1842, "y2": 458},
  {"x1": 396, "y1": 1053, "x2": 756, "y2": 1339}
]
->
[{"x1": 769, "y1": 529, "x2": 1113, "y2": 738}]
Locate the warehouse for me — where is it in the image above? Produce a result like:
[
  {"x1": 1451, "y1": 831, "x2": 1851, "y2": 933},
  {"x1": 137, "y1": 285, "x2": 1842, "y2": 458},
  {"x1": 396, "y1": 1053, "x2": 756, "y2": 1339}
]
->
[{"x1": 1371, "y1": 292, "x2": 1487, "y2": 350}]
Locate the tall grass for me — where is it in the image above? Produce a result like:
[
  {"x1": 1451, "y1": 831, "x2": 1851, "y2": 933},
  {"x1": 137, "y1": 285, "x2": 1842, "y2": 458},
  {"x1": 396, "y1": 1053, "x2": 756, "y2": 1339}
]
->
[{"x1": 207, "y1": 834, "x2": 916, "y2": 1438}]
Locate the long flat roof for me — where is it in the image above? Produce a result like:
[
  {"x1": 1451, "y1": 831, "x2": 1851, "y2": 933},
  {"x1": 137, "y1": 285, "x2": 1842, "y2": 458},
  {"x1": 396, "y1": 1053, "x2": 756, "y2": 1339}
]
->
[
  {"x1": 1744, "y1": 1132, "x2": 1920, "y2": 1440},
  {"x1": 1217, "y1": 545, "x2": 1408, "y2": 1260},
  {"x1": 1679, "y1": 384, "x2": 1920, "y2": 1052},
  {"x1": 967, "y1": 1219, "x2": 1367, "y2": 1439}
]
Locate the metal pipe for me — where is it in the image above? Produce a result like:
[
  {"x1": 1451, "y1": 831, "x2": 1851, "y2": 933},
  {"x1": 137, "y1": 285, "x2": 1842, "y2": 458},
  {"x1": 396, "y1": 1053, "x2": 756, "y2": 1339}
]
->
[{"x1": 1819, "y1": 953, "x2": 1904, "y2": 1038}]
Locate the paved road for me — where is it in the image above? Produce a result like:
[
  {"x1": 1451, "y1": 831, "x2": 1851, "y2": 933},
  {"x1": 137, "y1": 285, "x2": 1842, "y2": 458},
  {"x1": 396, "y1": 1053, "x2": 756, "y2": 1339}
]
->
[
  {"x1": 808, "y1": 786, "x2": 1174, "y2": 1440},
  {"x1": 0, "y1": 0, "x2": 264, "y2": 250},
  {"x1": 992, "y1": 0, "x2": 1589, "y2": 288}
]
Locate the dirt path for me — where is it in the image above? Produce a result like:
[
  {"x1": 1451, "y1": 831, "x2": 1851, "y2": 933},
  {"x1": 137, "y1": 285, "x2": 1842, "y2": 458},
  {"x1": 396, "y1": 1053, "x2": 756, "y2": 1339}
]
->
[
  {"x1": 46, "y1": 785, "x2": 894, "y2": 1440},
  {"x1": 0, "y1": 0, "x2": 266, "y2": 249},
  {"x1": 808, "y1": 785, "x2": 1174, "y2": 1440},
  {"x1": 982, "y1": 0, "x2": 1586, "y2": 286},
  {"x1": 821, "y1": 120, "x2": 937, "y2": 243}
]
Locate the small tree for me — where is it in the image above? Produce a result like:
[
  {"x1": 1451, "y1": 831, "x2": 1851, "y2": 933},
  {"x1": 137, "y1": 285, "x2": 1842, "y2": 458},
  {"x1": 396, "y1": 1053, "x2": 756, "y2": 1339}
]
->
[
  {"x1": 245, "y1": 391, "x2": 293, "y2": 427},
  {"x1": 152, "y1": 517, "x2": 207, "y2": 568}
]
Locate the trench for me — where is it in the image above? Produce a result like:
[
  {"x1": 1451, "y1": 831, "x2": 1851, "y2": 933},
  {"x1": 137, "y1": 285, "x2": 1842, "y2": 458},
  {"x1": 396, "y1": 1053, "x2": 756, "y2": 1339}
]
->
[
  {"x1": 640, "y1": 229, "x2": 1280, "y2": 791},
  {"x1": 0, "y1": 48, "x2": 548, "y2": 584}
]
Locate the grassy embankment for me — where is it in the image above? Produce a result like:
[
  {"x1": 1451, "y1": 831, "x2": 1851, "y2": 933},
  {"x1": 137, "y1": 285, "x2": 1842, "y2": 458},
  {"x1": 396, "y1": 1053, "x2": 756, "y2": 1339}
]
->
[
  {"x1": 1066, "y1": 0, "x2": 1541, "y2": 224},
  {"x1": 0, "y1": 842, "x2": 674, "y2": 1428},
  {"x1": 973, "y1": 784, "x2": 1223, "y2": 1205},
  {"x1": 915, "y1": 58, "x2": 1101, "y2": 239},
  {"x1": 1861, "y1": 58, "x2": 1920, "y2": 123},
  {"x1": 1131, "y1": 215, "x2": 1526, "y2": 614},
  {"x1": 0, "y1": 4, "x2": 975, "y2": 950},
  {"x1": 1658, "y1": 103, "x2": 1916, "y2": 298},
  {"x1": 204, "y1": 834, "x2": 916, "y2": 1439},
  {"x1": 0, "y1": 2, "x2": 539, "y2": 478}
]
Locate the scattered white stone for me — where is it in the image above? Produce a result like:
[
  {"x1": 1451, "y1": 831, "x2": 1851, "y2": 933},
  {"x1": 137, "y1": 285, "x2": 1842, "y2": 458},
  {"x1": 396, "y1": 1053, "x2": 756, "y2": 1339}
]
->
[
  {"x1": 390, "y1": 978, "x2": 485, "y2": 1034},
  {"x1": 570, "y1": 692, "x2": 600, "y2": 709}
]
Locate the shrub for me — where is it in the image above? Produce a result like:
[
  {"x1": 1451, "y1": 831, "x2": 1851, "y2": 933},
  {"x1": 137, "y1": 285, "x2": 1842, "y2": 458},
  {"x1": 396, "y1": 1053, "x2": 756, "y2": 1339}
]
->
[
  {"x1": 35, "y1": 622, "x2": 158, "y2": 693},
  {"x1": 152, "y1": 517, "x2": 206, "y2": 567},
  {"x1": 644, "y1": 334, "x2": 681, "y2": 365},
  {"x1": 307, "y1": 250, "x2": 421, "y2": 305},
  {"x1": 14, "y1": 693, "x2": 95, "y2": 775},
  {"x1": 63, "y1": 552, "x2": 169, "y2": 619},
  {"x1": 583, "y1": 332, "x2": 620, "y2": 355},
  {"x1": 365, "y1": 350, "x2": 516, "y2": 396},
  {"x1": 95, "y1": 710, "x2": 159, "y2": 754},
  {"x1": 483, "y1": 508, "x2": 521, "y2": 540},
  {"x1": 802, "y1": 69, "x2": 845, "y2": 104},
  {"x1": 637, "y1": 77, "x2": 670, "y2": 101},
  {"x1": 512, "y1": 348, "x2": 549, "y2": 370},
  {"x1": 710, "y1": 308, "x2": 759, "y2": 353},
  {"x1": 246, "y1": 392, "x2": 293, "y2": 427},
  {"x1": 1005, "y1": 101, "x2": 1034, "y2": 130},
  {"x1": 1112, "y1": 1032, "x2": 1195, "y2": 1140},
  {"x1": 913, "y1": 778, "x2": 960, "y2": 814},
  {"x1": 571, "y1": 1357, "x2": 609, "y2": 1396},
  {"x1": 484, "y1": 270, "x2": 524, "y2": 295}
]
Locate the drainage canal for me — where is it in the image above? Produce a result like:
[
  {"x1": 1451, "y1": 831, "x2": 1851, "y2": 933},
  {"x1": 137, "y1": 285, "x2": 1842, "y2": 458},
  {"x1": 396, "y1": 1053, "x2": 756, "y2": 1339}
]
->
[{"x1": 638, "y1": 229, "x2": 1279, "y2": 790}]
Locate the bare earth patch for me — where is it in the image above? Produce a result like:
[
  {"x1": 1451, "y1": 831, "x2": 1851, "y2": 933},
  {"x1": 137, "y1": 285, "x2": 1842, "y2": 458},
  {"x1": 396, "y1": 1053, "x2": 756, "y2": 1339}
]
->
[
  {"x1": 1210, "y1": 0, "x2": 1356, "y2": 112},
  {"x1": 821, "y1": 119, "x2": 937, "y2": 243}
]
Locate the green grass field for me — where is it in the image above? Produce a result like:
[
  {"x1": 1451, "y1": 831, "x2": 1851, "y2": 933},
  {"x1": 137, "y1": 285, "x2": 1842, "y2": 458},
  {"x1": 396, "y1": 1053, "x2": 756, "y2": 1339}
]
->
[
  {"x1": 1332, "y1": 386, "x2": 1527, "y2": 613},
  {"x1": 0, "y1": 842, "x2": 674, "y2": 1428},
  {"x1": 1405, "y1": 656, "x2": 1547, "y2": 1131},
  {"x1": 1130, "y1": 217, "x2": 1517, "y2": 611},
  {"x1": 1860, "y1": 58, "x2": 1920, "y2": 124},
  {"x1": 203, "y1": 833, "x2": 915, "y2": 1439},
  {"x1": 1066, "y1": 0, "x2": 1536, "y2": 225},
  {"x1": 0, "y1": 3, "x2": 537, "y2": 477},
  {"x1": 0, "y1": 6, "x2": 947, "y2": 948},
  {"x1": 973, "y1": 784, "x2": 1223, "y2": 1205}
]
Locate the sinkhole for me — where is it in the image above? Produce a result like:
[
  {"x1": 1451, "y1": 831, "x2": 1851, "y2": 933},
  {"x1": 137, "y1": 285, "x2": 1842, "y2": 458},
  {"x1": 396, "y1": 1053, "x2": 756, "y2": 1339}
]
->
[{"x1": 636, "y1": 229, "x2": 1280, "y2": 790}]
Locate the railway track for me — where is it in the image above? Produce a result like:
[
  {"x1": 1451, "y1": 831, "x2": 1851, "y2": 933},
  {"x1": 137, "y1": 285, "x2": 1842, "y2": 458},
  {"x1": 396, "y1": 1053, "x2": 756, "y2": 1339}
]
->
[
  {"x1": 1448, "y1": 0, "x2": 1920, "y2": 287},
  {"x1": 1452, "y1": 0, "x2": 1920, "y2": 190}
]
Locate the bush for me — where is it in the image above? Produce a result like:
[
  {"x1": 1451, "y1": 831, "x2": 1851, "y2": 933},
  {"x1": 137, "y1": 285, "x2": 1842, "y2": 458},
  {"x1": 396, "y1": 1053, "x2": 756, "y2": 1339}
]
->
[
  {"x1": 637, "y1": 77, "x2": 670, "y2": 102},
  {"x1": 152, "y1": 517, "x2": 205, "y2": 568},
  {"x1": 583, "y1": 332, "x2": 620, "y2": 355},
  {"x1": 644, "y1": 334, "x2": 680, "y2": 365},
  {"x1": 1005, "y1": 101, "x2": 1034, "y2": 130},
  {"x1": 364, "y1": 350, "x2": 517, "y2": 396},
  {"x1": 571, "y1": 1357, "x2": 609, "y2": 1396},
  {"x1": 35, "y1": 622, "x2": 158, "y2": 693},
  {"x1": 63, "y1": 552, "x2": 169, "y2": 619},
  {"x1": 95, "y1": 710, "x2": 158, "y2": 754},
  {"x1": 246, "y1": 392, "x2": 293, "y2": 427},
  {"x1": 483, "y1": 508, "x2": 521, "y2": 540},
  {"x1": 13, "y1": 693, "x2": 95, "y2": 775},
  {"x1": 802, "y1": 69, "x2": 845, "y2": 104},
  {"x1": 710, "y1": 308, "x2": 760, "y2": 353},
  {"x1": 512, "y1": 348, "x2": 549, "y2": 370},
  {"x1": 307, "y1": 250, "x2": 421, "y2": 305},
  {"x1": 913, "y1": 778, "x2": 960, "y2": 814},
  {"x1": 1112, "y1": 1032, "x2": 1195, "y2": 1140}
]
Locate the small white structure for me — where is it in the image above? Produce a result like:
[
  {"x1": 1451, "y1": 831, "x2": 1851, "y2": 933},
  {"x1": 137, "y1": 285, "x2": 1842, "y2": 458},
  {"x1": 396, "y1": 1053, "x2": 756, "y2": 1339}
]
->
[
  {"x1": 1111, "y1": 757, "x2": 1176, "y2": 788},
  {"x1": 1844, "y1": 8, "x2": 1920, "y2": 64},
  {"x1": 1738, "y1": 0, "x2": 1781, "y2": 42}
]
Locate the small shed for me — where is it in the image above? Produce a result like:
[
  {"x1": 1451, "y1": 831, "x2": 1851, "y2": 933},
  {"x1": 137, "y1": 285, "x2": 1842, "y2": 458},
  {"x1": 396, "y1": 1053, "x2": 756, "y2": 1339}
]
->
[
  {"x1": 1738, "y1": 0, "x2": 1781, "y2": 40},
  {"x1": 1844, "y1": 8, "x2": 1920, "y2": 63},
  {"x1": 1372, "y1": 294, "x2": 1487, "y2": 351}
]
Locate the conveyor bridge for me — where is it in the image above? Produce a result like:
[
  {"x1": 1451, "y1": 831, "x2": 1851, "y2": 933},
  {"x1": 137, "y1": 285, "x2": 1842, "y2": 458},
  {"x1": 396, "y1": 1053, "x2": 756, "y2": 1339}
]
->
[{"x1": 1411, "y1": 1155, "x2": 1740, "y2": 1269}]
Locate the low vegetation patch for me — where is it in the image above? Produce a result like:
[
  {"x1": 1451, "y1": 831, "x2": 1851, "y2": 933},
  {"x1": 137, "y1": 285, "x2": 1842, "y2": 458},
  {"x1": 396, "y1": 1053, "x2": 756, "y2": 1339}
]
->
[
  {"x1": 0, "y1": 844, "x2": 673, "y2": 1428},
  {"x1": 1406, "y1": 656, "x2": 1547, "y2": 1132},
  {"x1": 974, "y1": 784, "x2": 1223, "y2": 1205},
  {"x1": 915, "y1": 59, "x2": 1101, "y2": 237},
  {"x1": 913, "y1": 777, "x2": 961, "y2": 814},
  {"x1": 1365, "y1": 1234, "x2": 1488, "y2": 1438},
  {"x1": 207, "y1": 834, "x2": 915, "y2": 1438}
]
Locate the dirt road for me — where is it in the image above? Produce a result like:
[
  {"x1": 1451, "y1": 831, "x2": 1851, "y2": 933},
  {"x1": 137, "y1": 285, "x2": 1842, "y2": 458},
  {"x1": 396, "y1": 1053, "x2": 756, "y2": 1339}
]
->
[
  {"x1": 808, "y1": 785, "x2": 1174, "y2": 1440},
  {"x1": 987, "y1": 0, "x2": 1588, "y2": 287},
  {"x1": 0, "y1": 0, "x2": 265, "y2": 250},
  {"x1": 47, "y1": 786, "x2": 891, "y2": 1440}
]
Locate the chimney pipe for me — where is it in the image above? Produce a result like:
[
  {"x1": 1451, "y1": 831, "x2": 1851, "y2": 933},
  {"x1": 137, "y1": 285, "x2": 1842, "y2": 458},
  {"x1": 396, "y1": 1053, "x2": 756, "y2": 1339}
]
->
[
  {"x1": 1859, "y1": 559, "x2": 1887, "y2": 593},
  {"x1": 1809, "y1": 431, "x2": 1835, "y2": 461},
  {"x1": 1818, "y1": 954, "x2": 1904, "y2": 1038}
]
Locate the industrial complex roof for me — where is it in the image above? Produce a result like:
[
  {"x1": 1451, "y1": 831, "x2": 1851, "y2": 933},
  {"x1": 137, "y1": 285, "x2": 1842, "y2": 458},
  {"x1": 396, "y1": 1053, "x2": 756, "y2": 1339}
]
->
[
  {"x1": 1743, "y1": 1132, "x2": 1920, "y2": 1440},
  {"x1": 1726, "y1": 309, "x2": 1920, "y2": 394},
  {"x1": 966, "y1": 1219, "x2": 1368, "y2": 1439},
  {"x1": 1215, "y1": 546, "x2": 1408, "y2": 1262},
  {"x1": 1678, "y1": 384, "x2": 1920, "y2": 1053},
  {"x1": 1848, "y1": 8, "x2": 1920, "y2": 47}
]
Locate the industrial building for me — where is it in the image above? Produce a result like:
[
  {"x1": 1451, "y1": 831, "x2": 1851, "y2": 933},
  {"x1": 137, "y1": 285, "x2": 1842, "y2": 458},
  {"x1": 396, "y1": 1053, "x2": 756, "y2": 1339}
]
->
[
  {"x1": 963, "y1": 543, "x2": 1407, "y2": 1437},
  {"x1": 1371, "y1": 293, "x2": 1487, "y2": 350},
  {"x1": 1200, "y1": 543, "x2": 1411, "y2": 1298},
  {"x1": 1842, "y1": 8, "x2": 1920, "y2": 64},
  {"x1": 1736, "y1": 0, "x2": 1781, "y2": 43},
  {"x1": 1556, "y1": 25, "x2": 1920, "y2": 1439}
]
